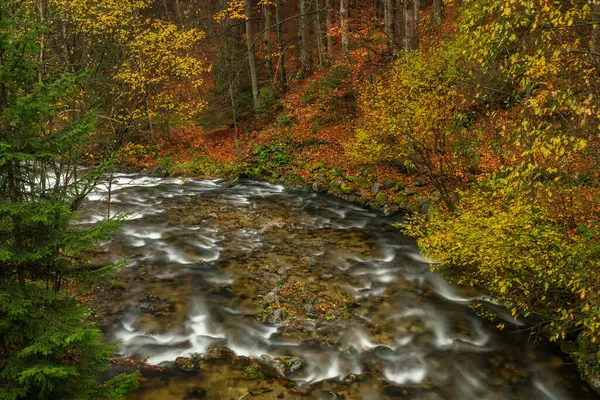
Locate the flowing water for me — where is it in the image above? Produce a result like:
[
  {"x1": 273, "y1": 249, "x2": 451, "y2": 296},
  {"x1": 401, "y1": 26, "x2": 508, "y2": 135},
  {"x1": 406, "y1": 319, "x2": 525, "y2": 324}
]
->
[{"x1": 80, "y1": 174, "x2": 597, "y2": 400}]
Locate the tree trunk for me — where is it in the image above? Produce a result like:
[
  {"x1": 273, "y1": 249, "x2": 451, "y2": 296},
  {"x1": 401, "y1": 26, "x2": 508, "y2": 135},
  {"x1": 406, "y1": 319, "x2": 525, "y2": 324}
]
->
[
  {"x1": 326, "y1": 0, "x2": 333, "y2": 59},
  {"x1": 1, "y1": 47, "x2": 25, "y2": 286},
  {"x1": 275, "y1": 0, "x2": 287, "y2": 92},
  {"x1": 262, "y1": 1, "x2": 274, "y2": 78},
  {"x1": 228, "y1": 78, "x2": 241, "y2": 155},
  {"x1": 433, "y1": 0, "x2": 442, "y2": 26},
  {"x1": 340, "y1": 0, "x2": 349, "y2": 54},
  {"x1": 394, "y1": 0, "x2": 405, "y2": 50},
  {"x1": 591, "y1": 0, "x2": 600, "y2": 69},
  {"x1": 315, "y1": 0, "x2": 325, "y2": 67},
  {"x1": 404, "y1": 0, "x2": 418, "y2": 51},
  {"x1": 300, "y1": 0, "x2": 311, "y2": 73},
  {"x1": 384, "y1": 0, "x2": 393, "y2": 48},
  {"x1": 37, "y1": 0, "x2": 45, "y2": 83},
  {"x1": 245, "y1": 0, "x2": 259, "y2": 107}
]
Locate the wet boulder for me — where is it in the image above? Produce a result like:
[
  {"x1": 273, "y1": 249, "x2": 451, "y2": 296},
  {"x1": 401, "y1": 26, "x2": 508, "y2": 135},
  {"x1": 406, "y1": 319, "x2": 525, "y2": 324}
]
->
[
  {"x1": 137, "y1": 302, "x2": 155, "y2": 314},
  {"x1": 372, "y1": 182, "x2": 381, "y2": 195},
  {"x1": 258, "y1": 354, "x2": 287, "y2": 379},
  {"x1": 278, "y1": 356, "x2": 306, "y2": 375},
  {"x1": 301, "y1": 338, "x2": 336, "y2": 349},
  {"x1": 204, "y1": 344, "x2": 236, "y2": 363},
  {"x1": 265, "y1": 292, "x2": 279, "y2": 304},
  {"x1": 149, "y1": 166, "x2": 169, "y2": 178},
  {"x1": 175, "y1": 356, "x2": 200, "y2": 372}
]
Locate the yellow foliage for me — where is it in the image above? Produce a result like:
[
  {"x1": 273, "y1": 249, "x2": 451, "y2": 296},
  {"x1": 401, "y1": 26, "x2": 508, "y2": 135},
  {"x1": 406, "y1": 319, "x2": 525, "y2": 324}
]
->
[
  {"x1": 49, "y1": 0, "x2": 208, "y2": 126},
  {"x1": 405, "y1": 189, "x2": 599, "y2": 341},
  {"x1": 214, "y1": 0, "x2": 246, "y2": 22}
]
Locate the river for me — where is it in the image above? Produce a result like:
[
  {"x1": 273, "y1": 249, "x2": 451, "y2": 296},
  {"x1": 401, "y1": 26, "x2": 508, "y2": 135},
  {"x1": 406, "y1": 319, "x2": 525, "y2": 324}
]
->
[{"x1": 79, "y1": 173, "x2": 597, "y2": 399}]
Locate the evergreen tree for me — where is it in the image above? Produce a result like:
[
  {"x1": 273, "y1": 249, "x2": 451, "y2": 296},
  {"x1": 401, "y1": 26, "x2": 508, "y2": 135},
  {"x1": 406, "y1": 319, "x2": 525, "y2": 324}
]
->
[{"x1": 0, "y1": 1, "x2": 137, "y2": 398}]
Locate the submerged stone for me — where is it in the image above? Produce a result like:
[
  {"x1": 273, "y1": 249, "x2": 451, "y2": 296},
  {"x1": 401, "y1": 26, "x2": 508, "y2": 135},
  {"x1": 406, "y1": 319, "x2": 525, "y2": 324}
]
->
[{"x1": 183, "y1": 386, "x2": 207, "y2": 399}]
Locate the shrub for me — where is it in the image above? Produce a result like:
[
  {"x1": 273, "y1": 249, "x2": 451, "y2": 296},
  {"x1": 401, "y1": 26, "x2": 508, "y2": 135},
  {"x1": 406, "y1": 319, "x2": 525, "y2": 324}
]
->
[{"x1": 405, "y1": 189, "x2": 600, "y2": 343}]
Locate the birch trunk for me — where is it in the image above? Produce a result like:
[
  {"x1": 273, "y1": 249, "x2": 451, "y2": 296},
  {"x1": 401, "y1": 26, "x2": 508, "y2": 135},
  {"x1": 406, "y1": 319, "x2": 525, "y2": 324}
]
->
[{"x1": 245, "y1": 0, "x2": 259, "y2": 106}]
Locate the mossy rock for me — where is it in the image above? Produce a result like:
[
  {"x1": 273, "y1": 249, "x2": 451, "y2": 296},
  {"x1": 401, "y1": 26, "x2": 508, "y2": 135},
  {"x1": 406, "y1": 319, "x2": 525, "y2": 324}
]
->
[
  {"x1": 392, "y1": 194, "x2": 409, "y2": 206},
  {"x1": 242, "y1": 365, "x2": 264, "y2": 380},
  {"x1": 375, "y1": 192, "x2": 388, "y2": 206},
  {"x1": 346, "y1": 176, "x2": 371, "y2": 190},
  {"x1": 175, "y1": 356, "x2": 200, "y2": 372},
  {"x1": 341, "y1": 183, "x2": 357, "y2": 195},
  {"x1": 382, "y1": 178, "x2": 398, "y2": 189},
  {"x1": 109, "y1": 280, "x2": 125, "y2": 290},
  {"x1": 394, "y1": 182, "x2": 407, "y2": 191},
  {"x1": 385, "y1": 204, "x2": 399, "y2": 215}
]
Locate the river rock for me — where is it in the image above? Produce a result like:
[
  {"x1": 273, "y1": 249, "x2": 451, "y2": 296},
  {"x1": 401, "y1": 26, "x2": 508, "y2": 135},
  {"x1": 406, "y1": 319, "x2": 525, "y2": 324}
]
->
[
  {"x1": 382, "y1": 178, "x2": 398, "y2": 189},
  {"x1": 204, "y1": 344, "x2": 236, "y2": 362},
  {"x1": 258, "y1": 354, "x2": 287, "y2": 379},
  {"x1": 260, "y1": 221, "x2": 286, "y2": 233},
  {"x1": 375, "y1": 193, "x2": 388, "y2": 206},
  {"x1": 175, "y1": 356, "x2": 200, "y2": 372},
  {"x1": 149, "y1": 166, "x2": 168, "y2": 178},
  {"x1": 304, "y1": 304, "x2": 317, "y2": 315},
  {"x1": 276, "y1": 267, "x2": 289, "y2": 275},
  {"x1": 588, "y1": 372, "x2": 600, "y2": 393},
  {"x1": 372, "y1": 182, "x2": 381, "y2": 195},
  {"x1": 413, "y1": 180, "x2": 429, "y2": 187},
  {"x1": 360, "y1": 346, "x2": 395, "y2": 373},
  {"x1": 267, "y1": 308, "x2": 285, "y2": 324},
  {"x1": 279, "y1": 356, "x2": 305, "y2": 374},
  {"x1": 304, "y1": 256, "x2": 317, "y2": 267},
  {"x1": 137, "y1": 302, "x2": 155, "y2": 314},
  {"x1": 265, "y1": 292, "x2": 279, "y2": 304},
  {"x1": 417, "y1": 197, "x2": 431, "y2": 214}
]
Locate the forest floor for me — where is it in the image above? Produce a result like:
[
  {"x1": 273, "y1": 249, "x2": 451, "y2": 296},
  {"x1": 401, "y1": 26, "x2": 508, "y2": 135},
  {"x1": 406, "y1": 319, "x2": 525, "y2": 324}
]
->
[{"x1": 118, "y1": 64, "x2": 438, "y2": 218}]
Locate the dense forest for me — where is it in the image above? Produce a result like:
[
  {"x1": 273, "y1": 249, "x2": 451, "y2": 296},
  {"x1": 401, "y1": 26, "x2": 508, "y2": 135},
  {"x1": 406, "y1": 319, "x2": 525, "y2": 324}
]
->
[{"x1": 1, "y1": 0, "x2": 600, "y2": 398}]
